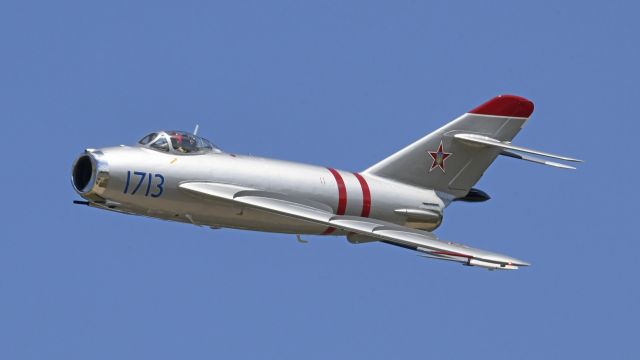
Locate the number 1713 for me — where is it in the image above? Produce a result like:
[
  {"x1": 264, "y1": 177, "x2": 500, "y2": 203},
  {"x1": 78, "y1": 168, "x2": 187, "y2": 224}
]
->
[{"x1": 123, "y1": 171, "x2": 165, "y2": 198}]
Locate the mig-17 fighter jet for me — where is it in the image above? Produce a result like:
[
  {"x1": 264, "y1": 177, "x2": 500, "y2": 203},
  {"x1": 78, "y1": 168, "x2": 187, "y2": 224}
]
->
[{"x1": 71, "y1": 95, "x2": 580, "y2": 270}]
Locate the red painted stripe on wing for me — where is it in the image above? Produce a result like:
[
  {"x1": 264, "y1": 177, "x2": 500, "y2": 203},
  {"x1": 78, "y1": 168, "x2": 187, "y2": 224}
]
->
[
  {"x1": 430, "y1": 250, "x2": 473, "y2": 259},
  {"x1": 353, "y1": 173, "x2": 371, "y2": 217},
  {"x1": 321, "y1": 168, "x2": 348, "y2": 235}
]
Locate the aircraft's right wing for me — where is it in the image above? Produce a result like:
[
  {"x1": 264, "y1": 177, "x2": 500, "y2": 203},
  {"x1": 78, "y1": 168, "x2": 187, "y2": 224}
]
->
[{"x1": 179, "y1": 182, "x2": 530, "y2": 270}]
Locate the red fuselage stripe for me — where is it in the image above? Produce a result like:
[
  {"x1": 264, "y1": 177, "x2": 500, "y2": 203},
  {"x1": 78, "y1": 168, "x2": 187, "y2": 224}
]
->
[
  {"x1": 321, "y1": 227, "x2": 336, "y2": 235},
  {"x1": 329, "y1": 168, "x2": 348, "y2": 215},
  {"x1": 322, "y1": 168, "x2": 348, "y2": 235},
  {"x1": 353, "y1": 173, "x2": 371, "y2": 217}
]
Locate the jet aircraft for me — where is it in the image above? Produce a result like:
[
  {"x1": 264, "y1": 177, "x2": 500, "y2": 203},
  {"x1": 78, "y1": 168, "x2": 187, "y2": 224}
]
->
[{"x1": 71, "y1": 95, "x2": 581, "y2": 270}]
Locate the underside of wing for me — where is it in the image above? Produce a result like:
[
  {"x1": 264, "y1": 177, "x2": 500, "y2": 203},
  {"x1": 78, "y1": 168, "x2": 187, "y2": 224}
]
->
[{"x1": 179, "y1": 182, "x2": 529, "y2": 270}]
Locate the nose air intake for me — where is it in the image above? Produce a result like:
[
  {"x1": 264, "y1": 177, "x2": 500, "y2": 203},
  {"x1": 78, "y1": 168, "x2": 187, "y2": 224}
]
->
[
  {"x1": 72, "y1": 155, "x2": 93, "y2": 192},
  {"x1": 71, "y1": 150, "x2": 110, "y2": 200}
]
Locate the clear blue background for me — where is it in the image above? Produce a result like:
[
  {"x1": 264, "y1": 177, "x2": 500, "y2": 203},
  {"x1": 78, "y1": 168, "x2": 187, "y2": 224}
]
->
[{"x1": 1, "y1": 1, "x2": 637, "y2": 359}]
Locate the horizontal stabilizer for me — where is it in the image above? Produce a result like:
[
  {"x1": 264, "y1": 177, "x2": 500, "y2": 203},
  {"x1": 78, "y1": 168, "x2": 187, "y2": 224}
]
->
[
  {"x1": 453, "y1": 133, "x2": 582, "y2": 163},
  {"x1": 500, "y1": 150, "x2": 576, "y2": 170}
]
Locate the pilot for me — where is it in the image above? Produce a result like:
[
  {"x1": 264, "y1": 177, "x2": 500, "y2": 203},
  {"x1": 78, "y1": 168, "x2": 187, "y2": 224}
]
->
[{"x1": 171, "y1": 133, "x2": 188, "y2": 153}]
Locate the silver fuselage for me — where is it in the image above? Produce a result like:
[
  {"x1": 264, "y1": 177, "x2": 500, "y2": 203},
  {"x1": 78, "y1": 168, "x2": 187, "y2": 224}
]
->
[{"x1": 73, "y1": 145, "x2": 446, "y2": 235}]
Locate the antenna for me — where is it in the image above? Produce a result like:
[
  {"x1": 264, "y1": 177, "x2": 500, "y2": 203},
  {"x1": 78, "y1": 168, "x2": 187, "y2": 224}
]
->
[{"x1": 193, "y1": 124, "x2": 200, "y2": 135}]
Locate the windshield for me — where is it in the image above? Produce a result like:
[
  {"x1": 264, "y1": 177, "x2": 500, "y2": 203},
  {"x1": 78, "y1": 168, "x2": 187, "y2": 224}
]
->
[
  {"x1": 138, "y1": 131, "x2": 221, "y2": 154},
  {"x1": 138, "y1": 132, "x2": 158, "y2": 145}
]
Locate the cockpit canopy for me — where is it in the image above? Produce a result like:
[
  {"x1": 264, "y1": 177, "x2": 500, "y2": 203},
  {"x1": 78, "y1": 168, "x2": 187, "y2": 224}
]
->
[{"x1": 138, "y1": 131, "x2": 222, "y2": 155}]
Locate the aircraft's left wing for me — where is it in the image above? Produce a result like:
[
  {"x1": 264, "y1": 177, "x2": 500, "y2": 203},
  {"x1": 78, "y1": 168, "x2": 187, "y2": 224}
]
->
[{"x1": 179, "y1": 182, "x2": 529, "y2": 270}]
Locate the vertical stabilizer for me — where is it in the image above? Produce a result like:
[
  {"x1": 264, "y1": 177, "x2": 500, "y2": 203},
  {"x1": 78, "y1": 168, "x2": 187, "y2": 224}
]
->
[{"x1": 364, "y1": 95, "x2": 534, "y2": 198}]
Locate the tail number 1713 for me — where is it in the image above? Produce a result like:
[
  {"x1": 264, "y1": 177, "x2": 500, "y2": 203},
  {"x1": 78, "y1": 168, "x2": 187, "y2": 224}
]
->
[{"x1": 123, "y1": 171, "x2": 165, "y2": 198}]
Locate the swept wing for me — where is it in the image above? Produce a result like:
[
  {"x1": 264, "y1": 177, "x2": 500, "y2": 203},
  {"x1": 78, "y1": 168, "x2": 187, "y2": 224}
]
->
[{"x1": 179, "y1": 182, "x2": 529, "y2": 270}]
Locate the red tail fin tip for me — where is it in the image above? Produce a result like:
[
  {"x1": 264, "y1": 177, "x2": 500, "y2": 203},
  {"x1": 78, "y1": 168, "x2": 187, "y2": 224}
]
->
[{"x1": 468, "y1": 94, "x2": 534, "y2": 118}]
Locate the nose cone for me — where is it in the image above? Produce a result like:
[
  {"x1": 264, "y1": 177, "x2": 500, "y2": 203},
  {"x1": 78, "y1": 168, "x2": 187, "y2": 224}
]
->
[{"x1": 71, "y1": 149, "x2": 110, "y2": 201}]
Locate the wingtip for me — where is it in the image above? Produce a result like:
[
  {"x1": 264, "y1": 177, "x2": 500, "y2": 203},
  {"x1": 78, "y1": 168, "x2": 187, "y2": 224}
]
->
[
  {"x1": 546, "y1": 161, "x2": 577, "y2": 170},
  {"x1": 506, "y1": 256, "x2": 531, "y2": 267}
]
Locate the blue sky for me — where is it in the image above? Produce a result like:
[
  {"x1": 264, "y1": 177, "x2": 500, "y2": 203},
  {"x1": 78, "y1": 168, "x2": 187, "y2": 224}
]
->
[{"x1": 1, "y1": 1, "x2": 637, "y2": 359}]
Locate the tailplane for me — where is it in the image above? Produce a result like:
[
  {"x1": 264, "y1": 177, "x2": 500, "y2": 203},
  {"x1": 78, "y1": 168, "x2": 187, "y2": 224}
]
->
[{"x1": 363, "y1": 95, "x2": 581, "y2": 199}]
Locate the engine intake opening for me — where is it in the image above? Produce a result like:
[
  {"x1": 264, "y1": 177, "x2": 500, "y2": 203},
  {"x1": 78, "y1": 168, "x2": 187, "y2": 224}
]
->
[{"x1": 72, "y1": 155, "x2": 94, "y2": 192}]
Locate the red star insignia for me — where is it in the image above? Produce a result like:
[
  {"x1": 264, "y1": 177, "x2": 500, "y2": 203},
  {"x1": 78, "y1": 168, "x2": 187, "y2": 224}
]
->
[{"x1": 428, "y1": 141, "x2": 452, "y2": 173}]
